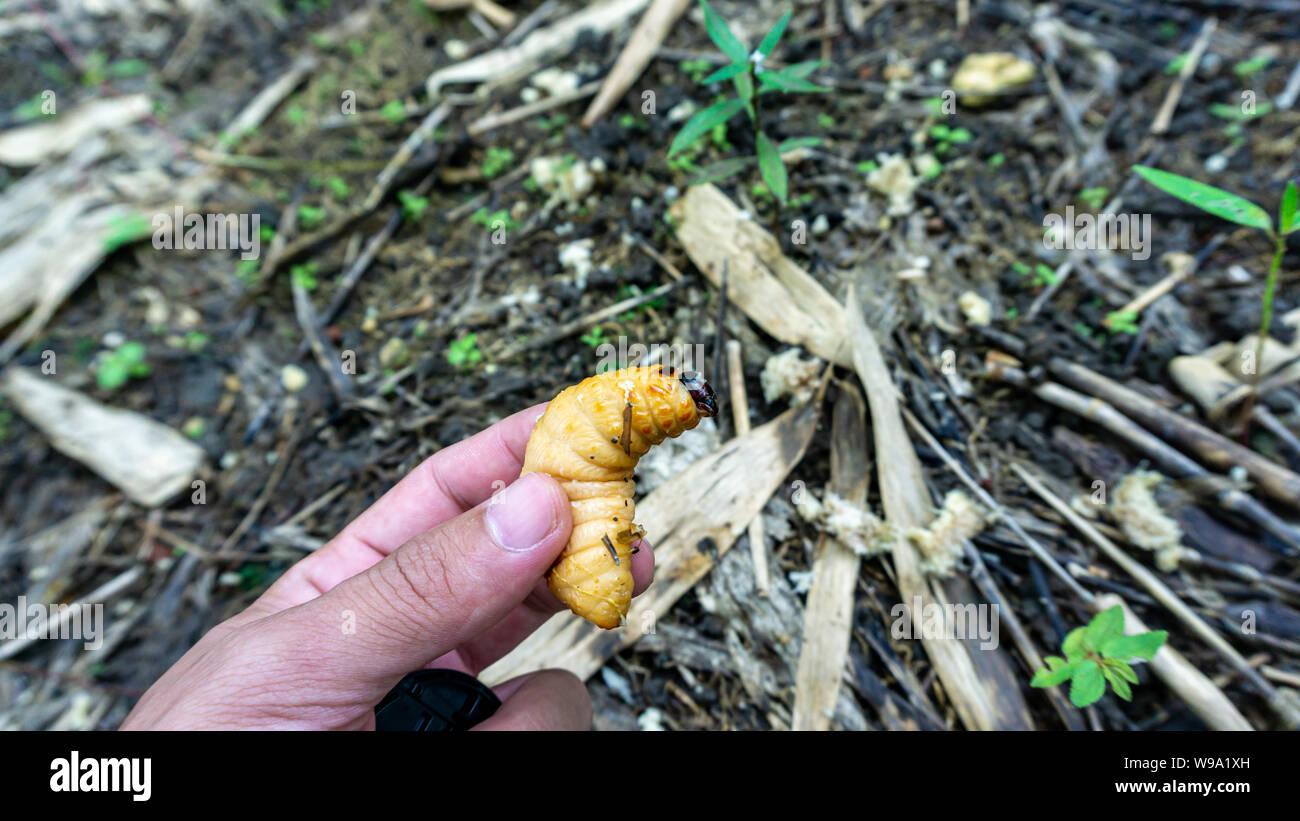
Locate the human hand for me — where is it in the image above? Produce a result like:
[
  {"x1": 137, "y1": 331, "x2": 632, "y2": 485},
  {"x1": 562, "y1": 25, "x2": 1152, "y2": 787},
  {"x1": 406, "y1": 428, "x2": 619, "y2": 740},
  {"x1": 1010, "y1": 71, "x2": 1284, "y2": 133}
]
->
[{"x1": 121, "y1": 404, "x2": 655, "y2": 730}]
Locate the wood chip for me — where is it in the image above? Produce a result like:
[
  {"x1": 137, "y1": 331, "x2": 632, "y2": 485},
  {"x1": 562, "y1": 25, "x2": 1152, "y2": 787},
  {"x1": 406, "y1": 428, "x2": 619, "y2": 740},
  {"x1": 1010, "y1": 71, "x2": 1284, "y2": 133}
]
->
[{"x1": 1, "y1": 368, "x2": 205, "y2": 508}]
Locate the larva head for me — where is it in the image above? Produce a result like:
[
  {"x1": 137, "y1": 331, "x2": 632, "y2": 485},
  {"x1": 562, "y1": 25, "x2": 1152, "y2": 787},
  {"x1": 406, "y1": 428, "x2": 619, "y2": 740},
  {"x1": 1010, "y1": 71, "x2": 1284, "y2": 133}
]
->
[{"x1": 678, "y1": 370, "x2": 717, "y2": 418}]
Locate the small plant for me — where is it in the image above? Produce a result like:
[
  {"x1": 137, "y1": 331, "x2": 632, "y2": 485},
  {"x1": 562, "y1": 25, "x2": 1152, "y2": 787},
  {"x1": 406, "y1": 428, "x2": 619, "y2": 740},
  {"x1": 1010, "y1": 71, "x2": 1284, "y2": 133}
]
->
[
  {"x1": 679, "y1": 58, "x2": 713, "y2": 84},
  {"x1": 1077, "y1": 186, "x2": 1109, "y2": 211},
  {"x1": 398, "y1": 189, "x2": 429, "y2": 222},
  {"x1": 446, "y1": 333, "x2": 483, "y2": 370},
  {"x1": 1233, "y1": 55, "x2": 1271, "y2": 77},
  {"x1": 928, "y1": 123, "x2": 972, "y2": 157},
  {"x1": 236, "y1": 258, "x2": 260, "y2": 283},
  {"x1": 482, "y1": 146, "x2": 515, "y2": 179},
  {"x1": 290, "y1": 262, "x2": 319, "y2": 292},
  {"x1": 580, "y1": 326, "x2": 606, "y2": 348},
  {"x1": 1031, "y1": 605, "x2": 1167, "y2": 707},
  {"x1": 183, "y1": 331, "x2": 211, "y2": 353},
  {"x1": 470, "y1": 207, "x2": 518, "y2": 232},
  {"x1": 97, "y1": 341, "x2": 151, "y2": 391},
  {"x1": 1105, "y1": 309, "x2": 1141, "y2": 335},
  {"x1": 326, "y1": 176, "x2": 351, "y2": 199},
  {"x1": 297, "y1": 204, "x2": 326, "y2": 230},
  {"x1": 668, "y1": 1, "x2": 827, "y2": 204},
  {"x1": 1013, "y1": 261, "x2": 1058, "y2": 289},
  {"x1": 1133, "y1": 166, "x2": 1297, "y2": 367},
  {"x1": 380, "y1": 99, "x2": 406, "y2": 124},
  {"x1": 102, "y1": 212, "x2": 153, "y2": 254}
]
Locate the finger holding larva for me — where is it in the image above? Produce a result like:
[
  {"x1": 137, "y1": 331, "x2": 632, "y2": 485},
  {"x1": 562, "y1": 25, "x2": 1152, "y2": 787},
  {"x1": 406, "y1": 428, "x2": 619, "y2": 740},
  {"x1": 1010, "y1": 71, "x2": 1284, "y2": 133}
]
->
[{"x1": 520, "y1": 365, "x2": 717, "y2": 629}]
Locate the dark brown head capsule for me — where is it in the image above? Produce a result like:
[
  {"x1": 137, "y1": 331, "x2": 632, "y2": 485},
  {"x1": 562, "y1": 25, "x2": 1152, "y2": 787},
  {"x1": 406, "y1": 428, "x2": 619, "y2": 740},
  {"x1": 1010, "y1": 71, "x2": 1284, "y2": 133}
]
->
[{"x1": 679, "y1": 371, "x2": 718, "y2": 418}]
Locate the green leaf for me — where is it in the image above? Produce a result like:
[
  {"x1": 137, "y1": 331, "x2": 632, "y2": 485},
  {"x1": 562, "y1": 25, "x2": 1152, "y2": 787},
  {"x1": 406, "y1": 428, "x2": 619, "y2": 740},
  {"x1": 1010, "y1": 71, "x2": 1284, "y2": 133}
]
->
[
  {"x1": 1103, "y1": 667, "x2": 1133, "y2": 701},
  {"x1": 734, "y1": 71, "x2": 756, "y2": 105},
  {"x1": 758, "y1": 70, "x2": 829, "y2": 93},
  {"x1": 102, "y1": 212, "x2": 153, "y2": 254},
  {"x1": 780, "y1": 60, "x2": 823, "y2": 80},
  {"x1": 778, "y1": 136, "x2": 822, "y2": 152},
  {"x1": 1031, "y1": 656, "x2": 1076, "y2": 688},
  {"x1": 1062, "y1": 626, "x2": 1088, "y2": 659},
  {"x1": 96, "y1": 358, "x2": 130, "y2": 391},
  {"x1": 701, "y1": 62, "x2": 749, "y2": 84},
  {"x1": 117, "y1": 341, "x2": 146, "y2": 365},
  {"x1": 757, "y1": 8, "x2": 792, "y2": 57},
  {"x1": 1133, "y1": 165, "x2": 1273, "y2": 233},
  {"x1": 756, "y1": 131, "x2": 787, "y2": 204},
  {"x1": 1110, "y1": 660, "x2": 1139, "y2": 684},
  {"x1": 1208, "y1": 101, "x2": 1272, "y2": 122},
  {"x1": 699, "y1": 0, "x2": 748, "y2": 63},
  {"x1": 1280, "y1": 181, "x2": 1298, "y2": 235},
  {"x1": 1086, "y1": 605, "x2": 1126, "y2": 649},
  {"x1": 1101, "y1": 630, "x2": 1168, "y2": 662},
  {"x1": 1069, "y1": 661, "x2": 1106, "y2": 707},
  {"x1": 668, "y1": 97, "x2": 746, "y2": 157}
]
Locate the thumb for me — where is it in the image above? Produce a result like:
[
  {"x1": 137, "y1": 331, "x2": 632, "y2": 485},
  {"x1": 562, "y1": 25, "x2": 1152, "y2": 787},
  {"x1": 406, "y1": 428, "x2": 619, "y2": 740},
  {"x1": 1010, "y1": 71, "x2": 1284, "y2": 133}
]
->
[{"x1": 261, "y1": 472, "x2": 572, "y2": 703}]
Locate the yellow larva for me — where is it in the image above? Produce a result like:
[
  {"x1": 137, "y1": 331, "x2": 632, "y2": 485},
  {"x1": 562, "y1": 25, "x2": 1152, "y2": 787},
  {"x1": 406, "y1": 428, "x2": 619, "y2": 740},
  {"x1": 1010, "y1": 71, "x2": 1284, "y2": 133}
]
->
[{"x1": 521, "y1": 365, "x2": 717, "y2": 629}]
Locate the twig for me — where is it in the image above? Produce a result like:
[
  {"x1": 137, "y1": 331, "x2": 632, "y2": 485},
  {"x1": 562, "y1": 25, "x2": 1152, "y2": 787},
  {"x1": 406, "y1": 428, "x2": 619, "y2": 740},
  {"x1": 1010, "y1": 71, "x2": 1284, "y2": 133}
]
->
[
  {"x1": 469, "y1": 81, "x2": 601, "y2": 135},
  {"x1": 986, "y1": 359, "x2": 1300, "y2": 554},
  {"x1": 846, "y1": 285, "x2": 1033, "y2": 730},
  {"x1": 1048, "y1": 358, "x2": 1300, "y2": 509},
  {"x1": 582, "y1": 0, "x2": 691, "y2": 128},
  {"x1": 1149, "y1": 17, "x2": 1216, "y2": 135},
  {"x1": 365, "y1": 102, "x2": 453, "y2": 210},
  {"x1": 216, "y1": 53, "x2": 319, "y2": 150},
  {"x1": 792, "y1": 382, "x2": 867, "y2": 729},
  {"x1": 497, "y1": 278, "x2": 689, "y2": 358},
  {"x1": 0, "y1": 566, "x2": 144, "y2": 661},
  {"x1": 726, "y1": 340, "x2": 769, "y2": 596},
  {"x1": 291, "y1": 261, "x2": 354, "y2": 400}
]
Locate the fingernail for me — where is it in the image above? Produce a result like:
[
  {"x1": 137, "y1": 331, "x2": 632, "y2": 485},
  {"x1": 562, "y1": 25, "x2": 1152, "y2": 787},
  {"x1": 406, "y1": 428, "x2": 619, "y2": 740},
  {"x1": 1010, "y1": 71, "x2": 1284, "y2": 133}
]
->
[{"x1": 486, "y1": 473, "x2": 560, "y2": 552}]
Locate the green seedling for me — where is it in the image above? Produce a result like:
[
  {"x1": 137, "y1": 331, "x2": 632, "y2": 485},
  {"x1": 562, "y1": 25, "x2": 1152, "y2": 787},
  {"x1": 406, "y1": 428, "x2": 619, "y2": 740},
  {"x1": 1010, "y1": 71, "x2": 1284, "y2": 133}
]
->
[
  {"x1": 482, "y1": 146, "x2": 515, "y2": 179},
  {"x1": 398, "y1": 190, "x2": 429, "y2": 222},
  {"x1": 580, "y1": 326, "x2": 607, "y2": 348},
  {"x1": 297, "y1": 204, "x2": 326, "y2": 230},
  {"x1": 679, "y1": 58, "x2": 713, "y2": 84},
  {"x1": 446, "y1": 333, "x2": 483, "y2": 370},
  {"x1": 470, "y1": 207, "x2": 518, "y2": 232},
  {"x1": 380, "y1": 99, "x2": 406, "y2": 123},
  {"x1": 96, "y1": 341, "x2": 151, "y2": 391},
  {"x1": 1013, "y1": 261, "x2": 1058, "y2": 288},
  {"x1": 1031, "y1": 605, "x2": 1167, "y2": 707},
  {"x1": 102, "y1": 212, "x2": 153, "y2": 254},
  {"x1": 327, "y1": 176, "x2": 351, "y2": 199},
  {"x1": 928, "y1": 123, "x2": 972, "y2": 157},
  {"x1": 291, "y1": 262, "x2": 319, "y2": 292},
  {"x1": 1233, "y1": 55, "x2": 1271, "y2": 77},
  {"x1": 1105, "y1": 309, "x2": 1141, "y2": 335},
  {"x1": 668, "y1": 1, "x2": 827, "y2": 204},
  {"x1": 1078, "y1": 186, "x2": 1109, "y2": 211},
  {"x1": 1134, "y1": 166, "x2": 1298, "y2": 370}
]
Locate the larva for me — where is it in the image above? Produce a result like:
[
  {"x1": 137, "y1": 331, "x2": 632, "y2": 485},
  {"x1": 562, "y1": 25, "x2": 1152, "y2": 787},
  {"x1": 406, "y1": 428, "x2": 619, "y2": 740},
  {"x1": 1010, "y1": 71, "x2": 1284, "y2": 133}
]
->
[{"x1": 521, "y1": 365, "x2": 718, "y2": 629}]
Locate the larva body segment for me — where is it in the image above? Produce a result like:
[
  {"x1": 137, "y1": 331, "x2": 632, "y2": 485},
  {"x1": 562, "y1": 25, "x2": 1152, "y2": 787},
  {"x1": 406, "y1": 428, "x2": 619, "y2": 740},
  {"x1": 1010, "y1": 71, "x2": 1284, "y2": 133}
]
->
[{"x1": 521, "y1": 365, "x2": 717, "y2": 629}]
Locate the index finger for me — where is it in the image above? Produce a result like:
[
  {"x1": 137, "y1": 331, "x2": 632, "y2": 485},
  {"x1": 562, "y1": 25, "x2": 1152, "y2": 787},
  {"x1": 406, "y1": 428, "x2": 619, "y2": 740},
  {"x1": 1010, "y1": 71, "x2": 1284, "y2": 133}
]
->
[
  {"x1": 238, "y1": 403, "x2": 547, "y2": 618},
  {"x1": 337, "y1": 402, "x2": 548, "y2": 555}
]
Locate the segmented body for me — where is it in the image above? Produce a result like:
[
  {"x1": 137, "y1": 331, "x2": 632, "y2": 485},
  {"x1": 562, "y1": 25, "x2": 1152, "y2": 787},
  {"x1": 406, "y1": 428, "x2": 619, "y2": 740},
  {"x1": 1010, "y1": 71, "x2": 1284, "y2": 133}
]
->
[{"x1": 521, "y1": 366, "x2": 713, "y2": 629}]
